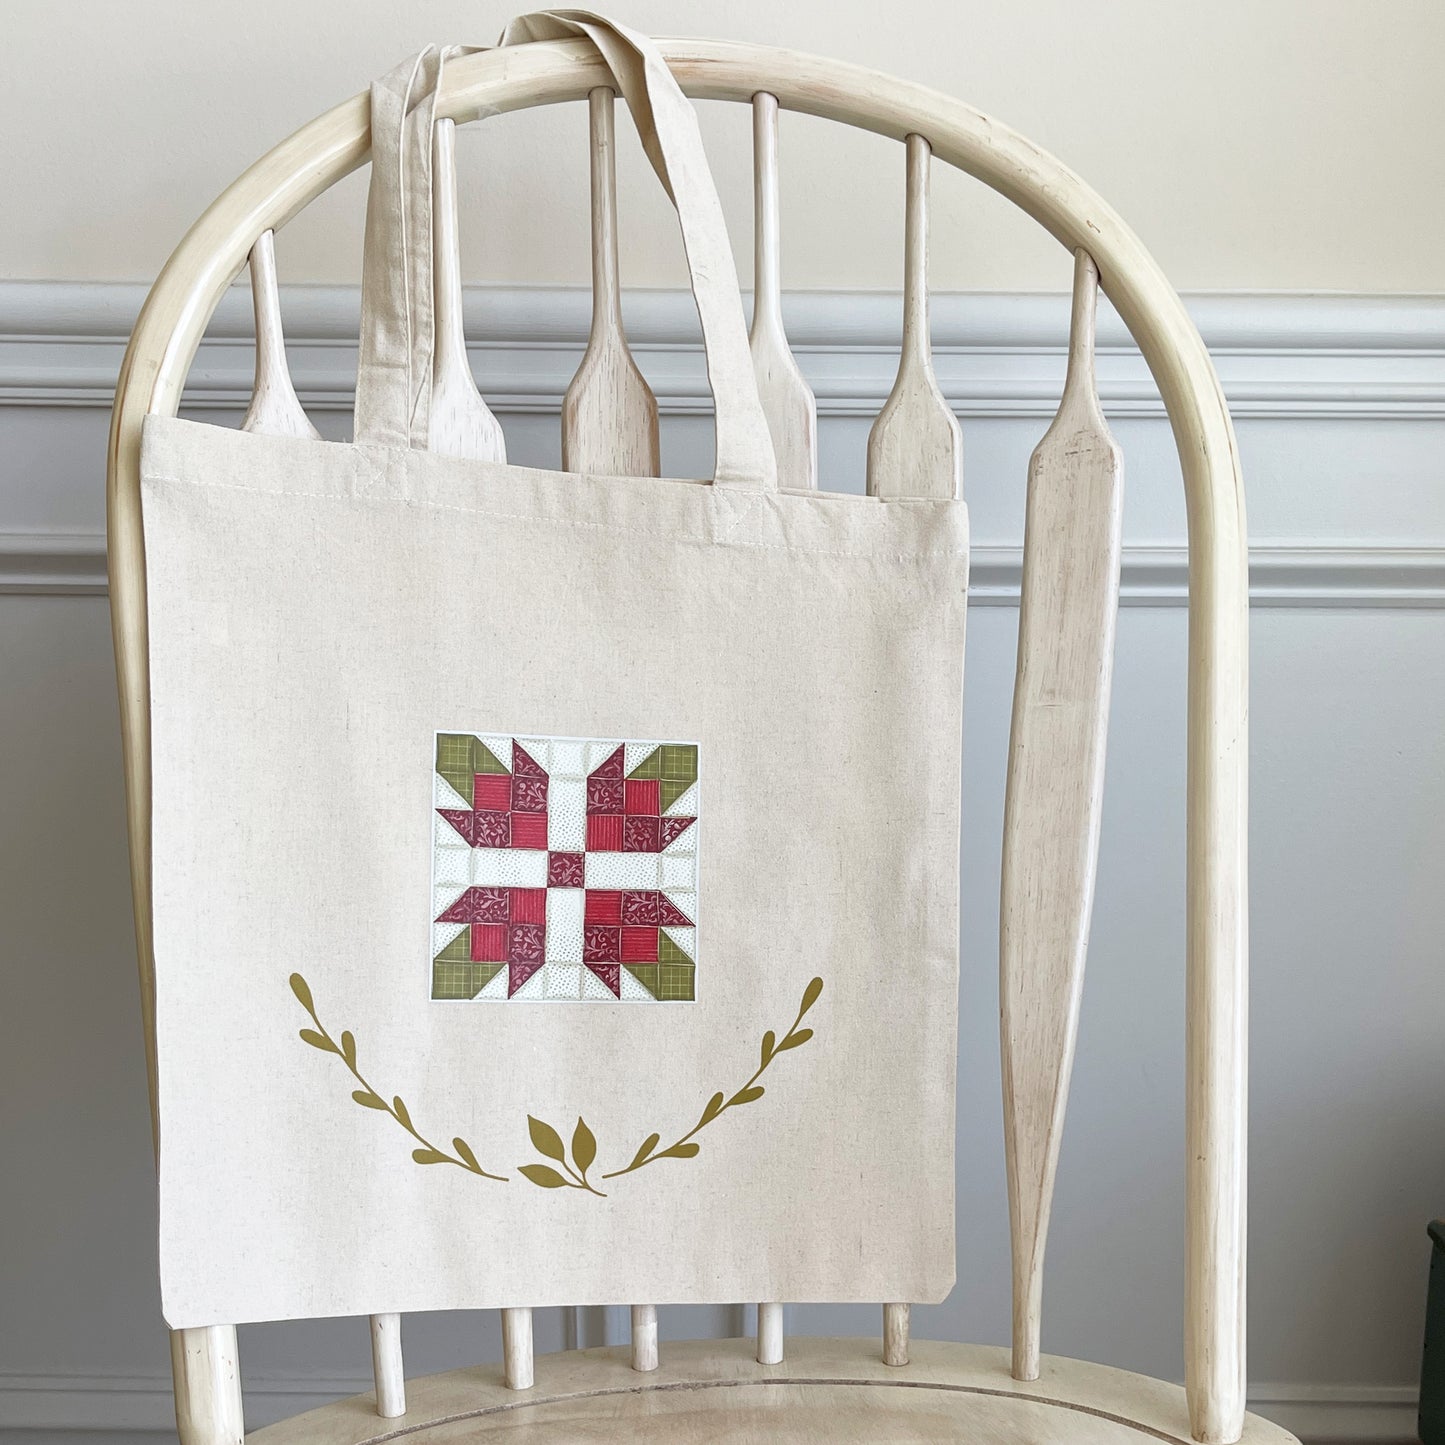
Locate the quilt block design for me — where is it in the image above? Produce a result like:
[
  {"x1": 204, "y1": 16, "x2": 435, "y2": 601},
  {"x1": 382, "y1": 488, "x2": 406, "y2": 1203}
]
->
[{"x1": 432, "y1": 734, "x2": 698, "y2": 1002}]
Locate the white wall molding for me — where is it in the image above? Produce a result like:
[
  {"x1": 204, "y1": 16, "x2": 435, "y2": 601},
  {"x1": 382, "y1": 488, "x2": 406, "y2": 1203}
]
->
[
  {"x1": 0, "y1": 533, "x2": 109, "y2": 595},
  {"x1": 2, "y1": 277, "x2": 1445, "y2": 609},
  {"x1": 3, "y1": 281, "x2": 1444, "y2": 420},
  {"x1": 7, "y1": 281, "x2": 1445, "y2": 610},
  {"x1": 0, "y1": 1369, "x2": 1417, "y2": 1441},
  {"x1": 3, "y1": 282, "x2": 1436, "y2": 1441},
  {"x1": 7, "y1": 530, "x2": 1445, "y2": 609},
  {"x1": 8, "y1": 282, "x2": 1445, "y2": 610}
]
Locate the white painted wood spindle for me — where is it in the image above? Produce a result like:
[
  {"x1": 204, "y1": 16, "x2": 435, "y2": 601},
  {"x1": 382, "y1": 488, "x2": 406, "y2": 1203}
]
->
[
  {"x1": 171, "y1": 1324, "x2": 244, "y2": 1445},
  {"x1": 631, "y1": 1304, "x2": 659, "y2": 1372},
  {"x1": 562, "y1": 87, "x2": 659, "y2": 477},
  {"x1": 749, "y1": 92, "x2": 816, "y2": 491},
  {"x1": 883, "y1": 1302, "x2": 911, "y2": 1367},
  {"x1": 1001, "y1": 247, "x2": 1123, "y2": 1383},
  {"x1": 369, "y1": 1311, "x2": 406, "y2": 1418},
  {"x1": 756, "y1": 1302, "x2": 784, "y2": 1365},
  {"x1": 241, "y1": 231, "x2": 318, "y2": 440},
  {"x1": 866, "y1": 133, "x2": 960, "y2": 501},
  {"x1": 428, "y1": 118, "x2": 506, "y2": 461},
  {"x1": 501, "y1": 1306, "x2": 534, "y2": 1390}
]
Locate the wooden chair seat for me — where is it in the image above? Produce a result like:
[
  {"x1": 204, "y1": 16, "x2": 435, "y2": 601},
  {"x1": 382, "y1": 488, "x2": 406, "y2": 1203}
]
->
[{"x1": 247, "y1": 1340, "x2": 1295, "y2": 1444}]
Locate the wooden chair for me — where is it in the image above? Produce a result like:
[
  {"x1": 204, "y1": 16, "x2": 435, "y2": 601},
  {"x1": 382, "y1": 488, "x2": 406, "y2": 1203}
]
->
[{"x1": 108, "y1": 26, "x2": 1283, "y2": 1445}]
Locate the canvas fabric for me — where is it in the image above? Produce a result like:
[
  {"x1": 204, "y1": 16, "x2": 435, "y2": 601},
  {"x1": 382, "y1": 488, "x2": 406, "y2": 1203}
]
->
[{"x1": 142, "y1": 10, "x2": 969, "y2": 1328}]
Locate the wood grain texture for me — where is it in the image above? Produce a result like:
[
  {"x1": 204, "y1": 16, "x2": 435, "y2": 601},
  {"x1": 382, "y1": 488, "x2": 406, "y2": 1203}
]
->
[
  {"x1": 630, "y1": 1305, "x2": 658, "y2": 1373},
  {"x1": 866, "y1": 134, "x2": 961, "y2": 502},
  {"x1": 427, "y1": 119, "x2": 506, "y2": 462},
  {"x1": 171, "y1": 1324, "x2": 243, "y2": 1445},
  {"x1": 368, "y1": 1312, "x2": 405, "y2": 1419},
  {"x1": 561, "y1": 87, "x2": 659, "y2": 477},
  {"x1": 1001, "y1": 248, "x2": 1124, "y2": 1385},
  {"x1": 240, "y1": 231, "x2": 318, "y2": 440},
  {"x1": 757, "y1": 1302, "x2": 785, "y2": 1366},
  {"x1": 243, "y1": 1338, "x2": 1296, "y2": 1445},
  {"x1": 883, "y1": 1302, "x2": 911, "y2": 1367},
  {"x1": 502, "y1": 1308, "x2": 534, "y2": 1392},
  {"x1": 108, "y1": 38, "x2": 1250, "y2": 1442},
  {"x1": 750, "y1": 93, "x2": 817, "y2": 491}
]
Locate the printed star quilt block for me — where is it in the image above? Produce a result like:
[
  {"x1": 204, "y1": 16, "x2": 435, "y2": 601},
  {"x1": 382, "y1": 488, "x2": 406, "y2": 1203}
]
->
[{"x1": 431, "y1": 734, "x2": 699, "y2": 1002}]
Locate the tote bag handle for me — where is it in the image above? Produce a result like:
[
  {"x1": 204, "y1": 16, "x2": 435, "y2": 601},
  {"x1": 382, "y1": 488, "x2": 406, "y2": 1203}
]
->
[
  {"x1": 353, "y1": 47, "x2": 445, "y2": 460},
  {"x1": 353, "y1": 10, "x2": 780, "y2": 493}
]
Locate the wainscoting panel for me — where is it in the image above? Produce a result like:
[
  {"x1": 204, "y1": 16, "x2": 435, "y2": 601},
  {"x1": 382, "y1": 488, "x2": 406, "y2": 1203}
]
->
[{"x1": 0, "y1": 284, "x2": 1438, "y2": 1443}]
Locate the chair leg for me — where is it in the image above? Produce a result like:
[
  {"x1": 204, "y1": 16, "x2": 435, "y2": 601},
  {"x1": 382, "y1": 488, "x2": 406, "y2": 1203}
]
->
[{"x1": 172, "y1": 1325, "x2": 244, "y2": 1445}]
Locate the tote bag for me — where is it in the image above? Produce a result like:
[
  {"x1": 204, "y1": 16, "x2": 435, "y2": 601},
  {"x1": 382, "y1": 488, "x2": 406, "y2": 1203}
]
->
[{"x1": 142, "y1": 11, "x2": 969, "y2": 1328}]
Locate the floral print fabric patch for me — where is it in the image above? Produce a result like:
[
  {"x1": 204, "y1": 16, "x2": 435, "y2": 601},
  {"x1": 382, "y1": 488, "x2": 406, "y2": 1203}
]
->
[{"x1": 431, "y1": 735, "x2": 698, "y2": 1002}]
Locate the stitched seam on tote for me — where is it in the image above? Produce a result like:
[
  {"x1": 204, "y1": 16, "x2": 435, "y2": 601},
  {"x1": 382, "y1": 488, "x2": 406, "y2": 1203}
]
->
[{"x1": 142, "y1": 472, "x2": 971, "y2": 561}]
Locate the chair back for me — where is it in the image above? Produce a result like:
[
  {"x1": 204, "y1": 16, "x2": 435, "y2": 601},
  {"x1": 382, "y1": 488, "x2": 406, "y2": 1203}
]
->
[{"x1": 108, "y1": 30, "x2": 1248, "y2": 1445}]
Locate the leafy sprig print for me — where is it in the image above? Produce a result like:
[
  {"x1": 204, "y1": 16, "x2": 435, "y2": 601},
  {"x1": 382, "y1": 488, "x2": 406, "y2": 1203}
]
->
[
  {"x1": 290, "y1": 973, "x2": 507, "y2": 1182},
  {"x1": 288, "y1": 974, "x2": 823, "y2": 1193},
  {"x1": 601, "y1": 976, "x2": 823, "y2": 1180},
  {"x1": 519, "y1": 1115, "x2": 606, "y2": 1196}
]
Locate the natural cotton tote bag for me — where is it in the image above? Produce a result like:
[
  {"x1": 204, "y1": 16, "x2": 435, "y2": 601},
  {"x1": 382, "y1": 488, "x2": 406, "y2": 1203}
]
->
[{"x1": 141, "y1": 10, "x2": 969, "y2": 1328}]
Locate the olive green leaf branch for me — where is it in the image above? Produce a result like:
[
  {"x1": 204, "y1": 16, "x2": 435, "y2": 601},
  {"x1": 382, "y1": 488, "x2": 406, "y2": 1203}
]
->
[
  {"x1": 289, "y1": 973, "x2": 507, "y2": 1182},
  {"x1": 599, "y1": 976, "x2": 823, "y2": 1181},
  {"x1": 519, "y1": 1115, "x2": 606, "y2": 1196},
  {"x1": 290, "y1": 973, "x2": 825, "y2": 1195}
]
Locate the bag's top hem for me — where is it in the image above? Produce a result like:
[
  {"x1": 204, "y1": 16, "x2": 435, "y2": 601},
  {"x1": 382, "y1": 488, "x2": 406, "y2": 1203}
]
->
[{"x1": 140, "y1": 414, "x2": 970, "y2": 564}]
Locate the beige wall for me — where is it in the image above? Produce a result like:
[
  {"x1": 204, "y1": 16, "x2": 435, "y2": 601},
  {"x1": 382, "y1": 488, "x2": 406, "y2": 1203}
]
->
[{"x1": 5, "y1": 0, "x2": 1442, "y2": 292}]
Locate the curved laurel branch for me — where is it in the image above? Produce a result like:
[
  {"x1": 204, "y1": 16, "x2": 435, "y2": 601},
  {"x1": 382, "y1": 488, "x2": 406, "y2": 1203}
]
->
[
  {"x1": 599, "y1": 976, "x2": 823, "y2": 1181},
  {"x1": 288, "y1": 974, "x2": 824, "y2": 1193},
  {"x1": 289, "y1": 973, "x2": 508, "y2": 1182}
]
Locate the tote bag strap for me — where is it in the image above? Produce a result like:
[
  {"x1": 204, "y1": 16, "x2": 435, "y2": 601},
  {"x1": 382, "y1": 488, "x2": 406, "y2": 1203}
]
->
[
  {"x1": 354, "y1": 47, "x2": 445, "y2": 454},
  {"x1": 353, "y1": 11, "x2": 779, "y2": 492}
]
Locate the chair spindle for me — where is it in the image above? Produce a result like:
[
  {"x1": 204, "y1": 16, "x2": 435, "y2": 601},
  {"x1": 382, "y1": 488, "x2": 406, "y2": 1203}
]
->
[
  {"x1": 501, "y1": 1306, "x2": 534, "y2": 1389},
  {"x1": 562, "y1": 87, "x2": 659, "y2": 477},
  {"x1": 241, "y1": 231, "x2": 318, "y2": 440},
  {"x1": 749, "y1": 92, "x2": 817, "y2": 491},
  {"x1": 369, "y1": 1311, "x2": 406, "y2": 1418},
  {"x1": 882, "y1": 1302, "x2": 911, "y2": 1367},
  {"x1": 1000, "y1": 247, "x2": 1123, "y2": 1382},
  {"x1": 865, "y1": 133, "x2": 961, "y2": 501},
  {"x1": 428, "y1": 118, "x2": 506, "y2": 462},
  {"x1": 756, "y1": 1302, "x2": 784, "y2": 1365},
  {"x1": 630, "y1": 1303, "x2": 659, "y2": 1371},
  {"x1": 171, "y1": 1324, "x2": 244, "y2": 1445}
]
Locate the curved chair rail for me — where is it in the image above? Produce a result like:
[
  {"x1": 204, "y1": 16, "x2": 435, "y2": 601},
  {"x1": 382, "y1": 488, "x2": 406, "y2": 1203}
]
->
[{"x1": 107, "y1": 37, "x2": 1248, "y2": 1444}]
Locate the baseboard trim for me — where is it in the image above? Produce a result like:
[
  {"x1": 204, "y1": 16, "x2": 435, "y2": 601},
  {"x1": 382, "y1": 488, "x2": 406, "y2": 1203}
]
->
[
  {"x1": 1248, "y1": 1382, "x2": 1419, "y2": 1443},
  {"x1": 0, "y1": 1370, "x2": 1417, "y2": 1441},
  {"x1": 7, "y1": 530, "x2": 1445, "y2": 610}
]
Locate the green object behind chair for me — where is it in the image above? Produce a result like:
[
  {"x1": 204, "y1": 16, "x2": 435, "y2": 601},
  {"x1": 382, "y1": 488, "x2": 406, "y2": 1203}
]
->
[{"x1": 1422, "y1": 1222, "x2": 1445, "y2": 1442}]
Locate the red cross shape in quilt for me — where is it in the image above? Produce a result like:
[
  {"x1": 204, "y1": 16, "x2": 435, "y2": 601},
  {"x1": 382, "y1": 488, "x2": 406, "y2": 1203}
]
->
[{"x1": 431, "y1": 735, "x2": 699, "y2": 1003}]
